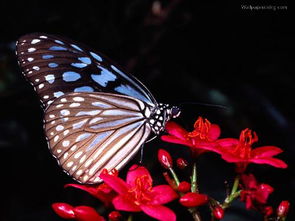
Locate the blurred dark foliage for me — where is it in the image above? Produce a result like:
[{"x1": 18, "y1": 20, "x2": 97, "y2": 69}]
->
[{"x1": 0, "y1": 0, "x2": 293, "y2": 220}]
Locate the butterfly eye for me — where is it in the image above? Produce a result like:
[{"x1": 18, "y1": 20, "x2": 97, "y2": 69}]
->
[{"x1": 171, "y1": 106, "x2": 181, "y2": 118}]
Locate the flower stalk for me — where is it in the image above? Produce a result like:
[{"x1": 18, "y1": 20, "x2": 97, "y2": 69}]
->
[{"x1": 223, "y1": 175, "x2": 241, "y2": 209}]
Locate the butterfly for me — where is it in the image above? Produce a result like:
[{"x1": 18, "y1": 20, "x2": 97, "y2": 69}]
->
[{"x1": 16, "y1": 33, "x2": 180, "y2": 184}]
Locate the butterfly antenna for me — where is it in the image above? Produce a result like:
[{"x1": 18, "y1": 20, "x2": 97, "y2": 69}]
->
[{"x1": 178, "y1": 101, "x2": 229, "y2": 110}]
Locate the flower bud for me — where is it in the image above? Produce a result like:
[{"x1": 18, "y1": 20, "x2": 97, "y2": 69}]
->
[
  {"x1": 263, "y1": 206, "x2": 273, "y2": 217},
  {"x1": 52, "y1": 203, "x2": 75, "y2": 219},
  {"x1": 179, "y1": 192, "x2": 208, "y2": 207},
  {"x1": 158, "y1": 149, "x2": 173, "y2": 169},
  {"x1": 277, "y1": 200, "x2": 290, "y2": 218},
  {"x1": 74, "y1": 206, "x2": 105, "y2": 221},
  {"x1": 109, "y1": 211, "x2": 122, "y2": 221},
  {"x1": 212, "y1": 206, "x2": 224, "y2": 220},
  {"x1": 176, "y1": 158, "x2": 188, "y2": 169},
  {"x1": 177, "y1": 181, "x2": 191, "y2": 193}
]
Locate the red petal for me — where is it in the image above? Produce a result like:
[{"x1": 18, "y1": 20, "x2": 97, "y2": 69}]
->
[
  {"x1": 251, "y1": 146, "x2": 283, "y2": 158},
  {"x1": 277, "y1": 200, "x2": 290, "y2": 217},
  {"x1": 140, "y1": 204, "x2": 176, "y2": 221},
  {"x1": 217, "y1": 138, "x2": 239, "y2": 149},
  {"x1": 177, "y1": 181, "x2": 191, "y2": 193},
  {"x1": 52, "y1": 203, "x2": 75, "y2": 219},
  {"x1": 150, "y1": 185, "x2": 178, "y2": 205},
  {"x1": 220, "y1": 152, "x2": 243, "y2": 163},
  {"x1": 208, "y1": 124, "x2": 221, "y2": 141},
  {"x1": 126, "y1": 165, "x2": 152, "y2": 187},
  {"x1": 112, "y1": 195, "x2": 141, "y2": 212},
  {"x1": 241, "y1": 174, "x2": 257, "y2": 189},
  {"x1": 100, "y1": 174, "x2": 129, "y2": 194},
  {"x1": 179, "y1": 192, "x2": 208, "y2": 207},
  {"x1": 74, "y1": 206, "x2": 105, "y2": 221},
  {"x1": 250, "y1": 158, "x2": 288, "y2": 168},
  {"x1": 165, "y1": 121, "x2": 188, "y2": 139},
  {"x1": 255, "y1": 184, "x2": 274, "y2": 203},
  {"x1": 65, "y1": 183, "x2": 98, "y2": 196},
  {"x1": 158, "y1": 149, "x2": 173, "y2": 169},
  {"x1": 65, "y1": 183, "x2": 115, "y2": 206},
  {"x1": 161, "y1": 135, "x2": 193, "y2": 147}
]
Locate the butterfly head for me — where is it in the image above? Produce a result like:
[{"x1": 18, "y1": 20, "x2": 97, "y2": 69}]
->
[
  {"x1": 149, "y1": 103, "x2": 181, "y2": 135},
  {"x1": 170, "y1": 106, "x2": 181, "y2": 118}
]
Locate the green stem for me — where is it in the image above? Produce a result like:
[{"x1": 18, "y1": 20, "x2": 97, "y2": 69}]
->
[
  {"x1": 127, "y1": 214, "x2": 133, "y2": 221},
  {"x1": 169, "y1": 167, "x2": 180, "y2": 186},
  {"x1": 191, "y1": 162, "x2": 198, "y2": 193},
  {"x1": 188, "y1": 207, "x2": 202, "y2": 221},
  {"x1": 223, "y1": 175, "x2": 240, "y2": 209}
]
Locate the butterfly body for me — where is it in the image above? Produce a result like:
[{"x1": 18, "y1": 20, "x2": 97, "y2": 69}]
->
[{"x1": 16, "y1": 33, "x2": 180, "y2": 184}]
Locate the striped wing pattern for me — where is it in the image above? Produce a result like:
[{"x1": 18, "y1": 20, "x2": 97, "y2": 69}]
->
[
  {"x1": 45, "y1": 92, "x2": 152, "y2": 184},
  {"x1": 16, "y1": 33, "x2": 157, "y2": 108}
]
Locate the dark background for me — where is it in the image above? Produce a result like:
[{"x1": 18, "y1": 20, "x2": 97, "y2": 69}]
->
[{"x1": 0, "y1": 0, "x2": 293, "y2": 220}]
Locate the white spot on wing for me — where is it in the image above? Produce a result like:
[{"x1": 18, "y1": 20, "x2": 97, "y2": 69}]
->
[
  {"x1": 28, "y1": 48, "x2": 36, "y2": 52},
  {"x1": 90, "y1": 52, "x2": 102, "y2": 62},
  {"x1": 27, "y1": 57, "x2": 34, "y2": 62},
  {"x1": 45, "y1": 74, "x2": 55, "y2": 84},
  {"x1": 60, "y1": 109, "x2": 70, "y2": 116},
  {"x1": 67, "y1": 161, "x2": 74, "y2": 167},
  {"x1": 74, "y1": 86, "x2": 94, "y2": 92},
  {"x1": 78, "y1": 57, "x2": 91, "y2": 64},
  {"x1": 71, "y1": 44, "x2": 83, "y2": 52},
  {"x1": 74, "y1": 151, "x2": 83, "y2": 159},
  {"x1": 54, "y1": 91, "x2": 64, "y2": 98},
  {"x1": 38, "y1": 84, "x2": 44, "y2": 89},
  {"x1": 31, "y1": 39, "x2": 40, "y2": 44},
  {"x1": 75, "y1": 133, "x2": 91, "y2": 142},
  {"x1": 33, "y1": 66, "x2": 40, "y2": 71},
  {"x1": 73, "y1": 97, "x2": 84, "y2": 102},
  {"x1": 62, "y1": 72, "x2": 81, "y2": 82},
  {"x1": 63, "y1": 130, "x2": 70, "y2": 136},
  {"x1": 56, "y1": 125, "x2": 64, "y2": 131},
  {"x1": 89, "y1": 117, "x2": 103, "y2": 124},
  {"x1": 62, "y1": 140, "x2": 70, "y2": 147},
  {"x1": 76, "y1": 110, "x2": 100, "y2": 116},
  {"x1": 91, "y1": 102, "x2": 112, "y2": 108},
  {"x1": 70, "y1": 103, "x2": 80, "y2": 107},
  {"x1": 72, "y1": 119, "x2": 88, "y2": 129}
]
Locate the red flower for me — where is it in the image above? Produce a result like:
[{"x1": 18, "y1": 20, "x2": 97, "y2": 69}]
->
[
  {"x1": 179, "y1": 192, "x2": 208, "y2": 207},
  {"x1": 65, "y1": 169, "x2": 118, "y2": 207},
  {"x1": 108, "y1": 211, "x2": 122, "y2": 221},
  {"x1": 212, "y1": 205, "x2": 224, "y2": 220},
  {"x1": 177, "y1": 181, "x2": 191, "y2": 193},
  {"x1": 100, "y1": 165, "x2": 178, "y2": 221},
  {"x1": 215, "y1": 129, "x2": 287, "y2": 172},
  {"x1": 158, "y1": 149, "x2": 173, "y2": 169},
  {"x1": 176, "y1": 158, "x2": 188, "y2": 169},
  {"x1": 240, "y1": 174, "x2": 274, "y2": 210},
  {"x1": 161, "y1": 117, "x2": 221, "y2": 157},
  {"x1": 263, "y1": 206, "x2": 273, "y2": 217},
  {"x1": 277, "y1": 200, "x2": 290, "y2": 218},
  {"x1": 52, "y1": 203, "x2": 105, "y2": 221}
]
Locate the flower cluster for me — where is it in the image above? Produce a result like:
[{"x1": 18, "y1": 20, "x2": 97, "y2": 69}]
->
[{"x1": 52, "y1": 116, "x2": 290, "y2": 221}]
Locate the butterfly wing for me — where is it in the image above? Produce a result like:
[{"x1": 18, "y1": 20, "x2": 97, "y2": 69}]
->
[
  {"x1": 45, "y1": 92, "x2": 152, "y2": 184},
  {"x1": 16, "y1": 33, "x2": 157, "y2": 108}
]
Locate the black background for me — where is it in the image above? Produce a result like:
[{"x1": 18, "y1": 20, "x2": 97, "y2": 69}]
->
[{"x1": 0, "y1": 0, "x2": 293, "y2": 220}]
